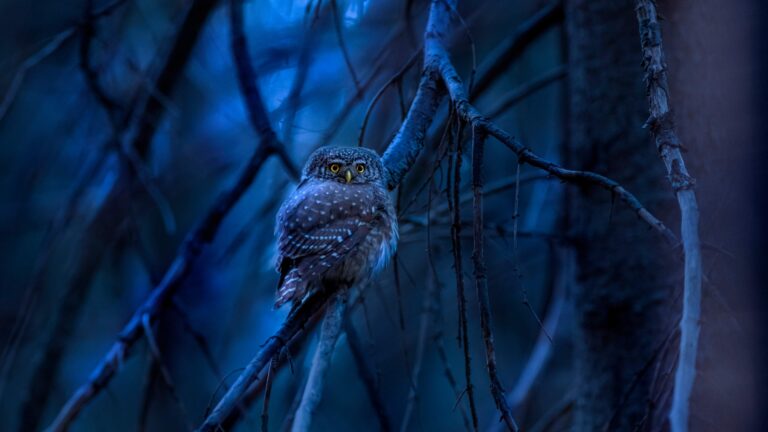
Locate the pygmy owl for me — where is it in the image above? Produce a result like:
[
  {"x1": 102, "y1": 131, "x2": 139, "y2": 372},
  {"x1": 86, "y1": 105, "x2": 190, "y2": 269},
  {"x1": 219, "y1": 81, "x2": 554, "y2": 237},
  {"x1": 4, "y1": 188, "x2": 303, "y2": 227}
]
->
[{"x1": 274, "y1": 147, "x2": 398, "y2": 308}]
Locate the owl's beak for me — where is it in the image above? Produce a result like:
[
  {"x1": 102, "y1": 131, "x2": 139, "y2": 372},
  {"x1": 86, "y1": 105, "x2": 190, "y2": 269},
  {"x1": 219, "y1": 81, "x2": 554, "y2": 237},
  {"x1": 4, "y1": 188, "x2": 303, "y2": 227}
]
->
[{"x1": 345, "y1": 169, "x2": 353, "y2": 184}]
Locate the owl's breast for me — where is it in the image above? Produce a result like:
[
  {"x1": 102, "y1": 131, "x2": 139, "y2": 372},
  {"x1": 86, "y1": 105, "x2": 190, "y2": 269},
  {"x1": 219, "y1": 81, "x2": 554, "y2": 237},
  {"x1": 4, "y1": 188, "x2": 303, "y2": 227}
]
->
[{"x1": 318, "y1": 181, "x2": 398, "y2": 285}]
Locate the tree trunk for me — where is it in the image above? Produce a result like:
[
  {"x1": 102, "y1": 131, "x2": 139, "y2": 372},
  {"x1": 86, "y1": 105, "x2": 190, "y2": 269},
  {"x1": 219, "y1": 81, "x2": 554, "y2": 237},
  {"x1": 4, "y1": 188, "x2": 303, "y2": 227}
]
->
[{"x1": 565, "y1": 1, "x2": 677, "y2": 430}]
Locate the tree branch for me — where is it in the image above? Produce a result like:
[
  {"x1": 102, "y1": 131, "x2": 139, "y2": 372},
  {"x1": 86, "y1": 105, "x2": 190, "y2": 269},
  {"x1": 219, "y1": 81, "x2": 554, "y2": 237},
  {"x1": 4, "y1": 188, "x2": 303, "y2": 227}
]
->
[
  {"x1": 487, "y1": 245, "x2": 571, "y2": 432},
  {"x1": 197, "y1": 289, "x2": 330, "y2": 431},
  {"x1": 291, "y1": 292, "x2": 348, "y2": 432},
  {"x1": 192, "y1": 0, "x2": 678, "y2": 429},
  {"x1": 486, "y1": 65, "x2": 567, "y2": 119},
  {"x1": 634, "y1": 2, "x2": 703, "y2": 431},
  {"x1": 330, "y1": 0, "x2": 361, "y2": 92},
  {"x1": 450, "y1": 118, "x2": 480, "y2": 431},
  {"x1": 46, "y1": 144, "x2": 274, "y2": 431},
  {"x1": 359, "y1": 49, "x2": 422, "y2": 148},
  {"x1": 471, "y1": 130, "x2": 519, "y2": 432},
  {"x1": 230, "y1": 0, "x2": 299, "y2": 179},
  {"x1": 131, "y1": 0, "x2": 220, "y2": 158},
  {"x1": 381, "y1": 0, "x2": 671, "y2": 247},
  {"x1": 399, "y1": 266, "x2": 437, "y2": 432},
  {"x1": 44, "y1": 1, "x2": 306, "y2": 426},
  {"x1": 434, "y1": 39, "x2": 677, "y2": 242},
  {"x1": 469, "y1": 0, "x2": 564, "y2": 100},
  {"x1": 0, "y1": 0, "x2": 128, "y2": 124},
  {"x1": 343, "y1": 317, "x2": 393, "y2": 431},
  {"x1": 141, "y1": 314, "x2": 194, "y2": 430},
  {"x1": 260, "y1": 357, "x2": 278, "y2": 432}
]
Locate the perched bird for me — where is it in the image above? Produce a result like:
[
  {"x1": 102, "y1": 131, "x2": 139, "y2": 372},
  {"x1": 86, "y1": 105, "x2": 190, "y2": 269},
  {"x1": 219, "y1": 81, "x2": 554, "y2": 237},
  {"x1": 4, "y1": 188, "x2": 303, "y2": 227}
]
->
[{"x1": 274, "y1": 147, "x2": 398, "y2": 308}]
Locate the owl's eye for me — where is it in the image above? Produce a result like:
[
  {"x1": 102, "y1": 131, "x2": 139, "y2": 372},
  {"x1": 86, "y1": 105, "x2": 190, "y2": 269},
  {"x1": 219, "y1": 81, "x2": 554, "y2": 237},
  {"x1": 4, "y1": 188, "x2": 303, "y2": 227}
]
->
[
  {"x1": 329, "y1": 163, "x2": 340, "y2": 173},
  {"x1": 356, "y1": 164, "x2": 366, "y2": 174}
]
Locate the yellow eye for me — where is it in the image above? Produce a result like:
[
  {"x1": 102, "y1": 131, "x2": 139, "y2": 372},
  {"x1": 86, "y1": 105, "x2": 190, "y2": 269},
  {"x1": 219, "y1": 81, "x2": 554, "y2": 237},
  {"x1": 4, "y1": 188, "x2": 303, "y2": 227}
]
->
[
  {"x1": 356, "y1": 164, "x2": 365, "y2": 173},
  {"x1": 329, "y1": 163, "x2": 340, "y2": 173}
]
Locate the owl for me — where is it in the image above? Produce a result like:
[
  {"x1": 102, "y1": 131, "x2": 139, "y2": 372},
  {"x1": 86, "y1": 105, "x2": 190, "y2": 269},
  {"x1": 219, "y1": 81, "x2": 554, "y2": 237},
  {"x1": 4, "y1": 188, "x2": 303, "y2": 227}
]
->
[{"x1": 274, "y1": 147, "x2": 398, "y2": 308}]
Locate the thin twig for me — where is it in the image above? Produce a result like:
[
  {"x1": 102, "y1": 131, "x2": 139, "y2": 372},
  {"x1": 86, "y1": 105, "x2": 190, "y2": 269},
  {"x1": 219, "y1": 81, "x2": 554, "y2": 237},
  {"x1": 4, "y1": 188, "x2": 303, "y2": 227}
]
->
[
  {"x1": 486, "y1": 65, "x2": 567, "y2": 119},
  {"x1": 449, "y1": 119, "x2": 480, "y2": 431},
  {"x1": 330, "y1": 0, "x2": 361, "y2": 92},
  {"x1": 138, "y1": 357, "x2": 159, "y2": 432},
  {"x1": 487, "y1": 246, "x2": 572, "y2": 432},
  {"x1": 433, "y1": 37, "x2": 677, "y2": 242},
  {"x1": 470, "y1": 0, "x2": 564, "y2": 100},
  {"x1": 402, "y1": 173, "x2": 551, "y2": 228},
  {"x1": 230, "y1": 0, "x2": 299, "y2": 179},
  {"x1": 27, "y1": 2, "x2": 222, "y2": 429},
  {"x1": 171, "y1": 300, "x2": 225, "y2": 381},
  {"x1": 261, "y1": 357, "x2": 278, "y2": 432},
  {"x1": 219, "y1": 310, "x2": 326, "y2": 430},
  {"x1": 470, "y1": 129, "x2": 518, "y2": 431},
  {"x1": 141, "y1": 314, "x2": 194, "y2": 430},
  {"x1": 634, "y1": 3, "x2": 702, "y2": 431},
  {"x1": 426, "y1": 174, "x2": 472, "y2": 432},
  {"x1": 198, "y1": 289, "x2": 331, "y2": 431},
  {"x1": 0, "y1": 0, "x2": 129, "y2": 123},
  {"x1": 281, "y1": 18, "x2": 315, "y2": 149},
  {"x1": 291, "y1": 292, "x2": 348, "y2": 432},
  {"x1": 399, "y1": 267, "x2": 438, "y2": 432},
  {"x1": 343, "y1": 318, "x2": 393, "y2": 431},
  {"x1": 44, "y1": 2, "x2": 301, "y2": 424},
  {"x1": 358, "y1": 49, "x2": 422, "y2": 148},
  {"x1": 80, "y1": 0, "x2": 177, "y2": 234}
]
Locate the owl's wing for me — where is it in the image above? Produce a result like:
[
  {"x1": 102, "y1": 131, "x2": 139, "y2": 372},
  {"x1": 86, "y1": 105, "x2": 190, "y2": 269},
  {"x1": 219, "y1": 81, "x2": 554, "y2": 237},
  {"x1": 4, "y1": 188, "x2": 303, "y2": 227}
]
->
[
  {"x1": 274, "y1": 183, "x2": 379, "y2": 307},
  {"x1": 275, "y1": 219, "x2": 373, "y2": 307}
]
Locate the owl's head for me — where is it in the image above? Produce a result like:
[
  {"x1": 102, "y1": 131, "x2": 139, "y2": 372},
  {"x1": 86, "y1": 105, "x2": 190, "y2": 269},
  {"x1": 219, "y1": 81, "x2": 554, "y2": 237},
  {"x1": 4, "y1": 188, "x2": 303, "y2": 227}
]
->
[{"x1": 302, "y1": 147, "x2": 386, "y2": 185}]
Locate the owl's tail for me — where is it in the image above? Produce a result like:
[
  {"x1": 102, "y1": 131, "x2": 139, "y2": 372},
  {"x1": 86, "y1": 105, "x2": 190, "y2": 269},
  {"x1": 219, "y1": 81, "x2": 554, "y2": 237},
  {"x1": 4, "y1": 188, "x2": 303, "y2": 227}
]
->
[{"x1": 275, "y1": 267, "x2": 307, "y2": 309}]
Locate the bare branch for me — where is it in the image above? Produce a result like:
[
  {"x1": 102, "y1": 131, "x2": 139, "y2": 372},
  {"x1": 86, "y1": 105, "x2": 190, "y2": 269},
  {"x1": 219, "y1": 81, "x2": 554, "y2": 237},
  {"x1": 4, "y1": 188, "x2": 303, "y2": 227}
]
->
[
  {"x1": 260, "y1": 358, "x2": 278, "y2": 432},
  {"x1": 219, "y1": 311, "x2": 324, "y2": 430},
  {"x1": 470, "y1": 130, "x2": 519, "y2": 432},
  {"x1": 400, "y1": 265, "x2": 440, "y2": 432},
  {"x1": 291, "y1": 292, "x2": 348, "y2": 432},
  {"x1": 0, "y1": 0, "x2": 128, "y2": 123},
  {"x1": 330, "y1": 0, "x2": 361, "y2": 91},
  {"x1": 486, "y1": 65, "x2": 567, "y2": 119},
  {"x1": 634, "y1": 2, "x2": 703, "y2": 431},
  {"x1": 24, "y1": 2, "x2": 223, "y2": 429},
  {"x1": 449, "y1": 119, "x2": 480, "y2": 431},
  {"x1": 230, "y1": 0, "x2": 299, "y2": 179},
  {"x1": 131, "y1": 0, "x2": 220, "y2": 158},
  {"x1": 508, "y1": 246, "x2": 569, "y2": 408},
  {"x1": 80, "y1": 0, "x2": 177, "y2": 234},
  {"x1": 194, "y1": 1, "x2": 677, "y2": 431},
  {"x1": 141, "y1": 314, "x2": 194, "y2": 430},
  {"x1": 434, "y1": 43, "x2": 677, "y2": 242},
  {"x1": 44, "y1": 1, "x2": 306, "y2": 423},
  {"x1": 487, "y1": 246, "x2": 572, "y2": 432},
  {"x1": 358, "y1": 49, "x2": 422, "y2": 148},
  {"x1": 46, "y1": 145, "x2": 274, "y2": 431},
  {"x1": 197, "y1": 289, "x2": 330, "y2": 431},
  {"x1": 470, "y1": 0, "x2": 564, "y2": 100},
  {"x1": 428, "y1": 273, "x2": 473, "y2": 432},
  {"x1": 343, "y1": 318, "x2": 393, "y2": 431}
]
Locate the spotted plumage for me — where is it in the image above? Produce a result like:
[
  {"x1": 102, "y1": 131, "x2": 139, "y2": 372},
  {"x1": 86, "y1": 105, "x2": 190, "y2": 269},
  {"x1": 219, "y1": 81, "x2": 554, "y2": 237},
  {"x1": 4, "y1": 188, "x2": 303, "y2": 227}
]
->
[{"x1": 274, "y1": 147, "x2": 398, "y2": 308}]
